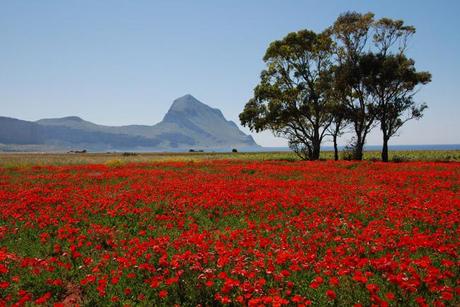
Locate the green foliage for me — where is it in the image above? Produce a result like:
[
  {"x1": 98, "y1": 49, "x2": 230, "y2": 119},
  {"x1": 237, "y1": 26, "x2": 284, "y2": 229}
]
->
[
  {"x1": 241, "y1": 11, "x2": 431, "y2": 162},
  {"x1": 240, "y1": 30, "x2": 335, "y2": 160}
]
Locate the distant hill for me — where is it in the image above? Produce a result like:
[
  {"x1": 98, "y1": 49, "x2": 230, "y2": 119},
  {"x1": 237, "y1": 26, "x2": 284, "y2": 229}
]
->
[{"x1": 0, "y1": 95, "x2": 258, "y2": 152}]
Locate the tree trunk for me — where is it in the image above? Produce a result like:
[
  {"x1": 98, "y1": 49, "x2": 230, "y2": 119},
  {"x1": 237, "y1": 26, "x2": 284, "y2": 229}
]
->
[
  {"x1": 353, "y1": 144, "x2": 364, "y2": 160},
  {"x1": 312, "y1": 143, "x2": 321, "y2": 160},
  {"x1": 380, "y1": 117, "x2": 389, "y2": 162},
  {"x1": 309, "y1": 128, "x2": 321, "y2": 161},
  {"x1": 333, "y1": 134, "x2": 339, "y2": 161},
  {"x1": 352, "y1": 135, "x2": 364, "y2": 161},
  {"x1": 381, "y1": 136, "x2": 389, "y2": 162},
  {"x1": 309, "y1": 139, "x2": 321, "y2": 160}
]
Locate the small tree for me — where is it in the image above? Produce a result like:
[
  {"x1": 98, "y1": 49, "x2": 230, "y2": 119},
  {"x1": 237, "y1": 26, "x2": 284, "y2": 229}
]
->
[
  {"x1": 328, "y1": 102, "x2": 348, "y2": 161},
  {"x1": 324, "y1": 68, "x2": 349, "y2": 161},
  {"x1": 240, "y1": 30, "x2": 334, "y2": 160}
]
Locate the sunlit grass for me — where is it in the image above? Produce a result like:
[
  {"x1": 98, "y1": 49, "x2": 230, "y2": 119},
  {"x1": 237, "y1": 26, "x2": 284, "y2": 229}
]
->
[{"x1": 0, "y1": 150, "x2": 459, "y2": 167}]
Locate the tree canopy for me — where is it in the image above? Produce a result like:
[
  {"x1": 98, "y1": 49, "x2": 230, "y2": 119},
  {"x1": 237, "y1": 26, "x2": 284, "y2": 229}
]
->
[
  {"x1": 240, "y1": 30, "x2": 335, "y2": 160},
  {"x1": 240, "y1": 12, "x2": 431, "y2": 161}
]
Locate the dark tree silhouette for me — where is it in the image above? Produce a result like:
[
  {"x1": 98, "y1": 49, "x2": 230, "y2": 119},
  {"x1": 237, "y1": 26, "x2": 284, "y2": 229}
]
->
[{"x1": 240, "y1": 30, "x2": 334, "y2": 160}]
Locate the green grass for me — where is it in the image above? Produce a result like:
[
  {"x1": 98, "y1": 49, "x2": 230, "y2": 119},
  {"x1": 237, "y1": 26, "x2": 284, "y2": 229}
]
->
[{"x1": 0, "y1": 150, "x2": 458, "y2": 167}]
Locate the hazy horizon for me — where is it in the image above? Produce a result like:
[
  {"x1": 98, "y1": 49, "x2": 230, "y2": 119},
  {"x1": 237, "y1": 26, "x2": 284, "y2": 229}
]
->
[{"x1": 1, "y1": 1, "x2": 459, "y2": 146}]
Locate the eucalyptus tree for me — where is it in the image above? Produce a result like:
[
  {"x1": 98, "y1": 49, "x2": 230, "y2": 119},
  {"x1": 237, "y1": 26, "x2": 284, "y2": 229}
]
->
[
  {"x1": 241, "y1": 12, "x2": 430, "y2": 161},
  {"x1": 240, "y1": 30, "x2": 334, "y2": 160},
  {"x1": 331, "y1": 12, "x2": 430, "y2": 161},
  {"x1": 367, "y1": 18, "x2": 431, "y2": 161},
  {"x1": 328, "y1": 101, "x2": 348, "y2": 161},
  {"x1": 330, "y1": 12, "x2": 378, "y2": 160}
]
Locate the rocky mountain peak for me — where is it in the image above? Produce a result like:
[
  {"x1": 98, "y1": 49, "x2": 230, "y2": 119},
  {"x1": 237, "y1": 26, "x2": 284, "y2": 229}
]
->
[
  {"x1": 168, "y1": 94, "x2": 211, "y2": 111},
  {"x1": 163, "y1": 94, "x2": 224, "y2": 123}
]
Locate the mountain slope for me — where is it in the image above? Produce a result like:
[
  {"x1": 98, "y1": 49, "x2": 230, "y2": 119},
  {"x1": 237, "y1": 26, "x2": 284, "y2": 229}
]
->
[
  {"x1": 0, "y1": 95, "x2": 258, "y2": 151},
  {"x1": 152, "y1": 94, "x2": 256, "y2": 147},
  {"x1": 0, "y1": 117, "x2": 43, "y2": 145}
]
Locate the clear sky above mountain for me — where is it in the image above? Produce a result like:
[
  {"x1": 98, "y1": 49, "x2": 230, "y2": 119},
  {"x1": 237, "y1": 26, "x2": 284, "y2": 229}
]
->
[{"x1": 1, "y1": 0, "x2": 459, "y2": 146}]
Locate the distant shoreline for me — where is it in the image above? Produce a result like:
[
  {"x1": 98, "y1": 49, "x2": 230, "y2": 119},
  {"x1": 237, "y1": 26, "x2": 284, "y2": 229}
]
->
[
  {"x1": 257, "y1": 144, "x2": 460, "y2": 152},
  {"x1": 0, "y1": 144, "x2": 459, "y2": 154}
]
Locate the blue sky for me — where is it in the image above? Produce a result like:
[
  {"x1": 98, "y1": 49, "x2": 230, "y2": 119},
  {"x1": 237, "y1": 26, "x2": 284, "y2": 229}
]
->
[{"x1": 1, "y1": 0, "x2": 459, "y2": 146}]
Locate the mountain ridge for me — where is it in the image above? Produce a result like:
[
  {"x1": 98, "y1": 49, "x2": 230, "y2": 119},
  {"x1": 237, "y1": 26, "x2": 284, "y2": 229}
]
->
[{"x1": 0, "y1": 95, "x2": 258, "y2": 152}]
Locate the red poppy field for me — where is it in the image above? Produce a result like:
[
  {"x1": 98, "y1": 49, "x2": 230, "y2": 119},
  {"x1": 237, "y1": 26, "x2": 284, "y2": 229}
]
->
[{"x1": 0, "y1": 160, "x2": 459, "y2": 306}]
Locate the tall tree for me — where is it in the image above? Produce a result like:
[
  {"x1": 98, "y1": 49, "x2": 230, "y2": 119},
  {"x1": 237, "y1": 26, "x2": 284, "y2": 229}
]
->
[
  {"x1": 368, "y1": 18, "x2": 431, "y2": 161},
  {"x1": 241, "y1": 12, "x2": 430, "y2": 161},
  {"x1": 240, "y1": 30, "x2": 334, "y2": 160},
  {"x1": 331, "y1": 12, "x2": 378, "y2": 160},
  {"x1": 361, "y1": 53, "x2": 430, "y2": 161},
  {"x1": 324, "y1": 68, "x2": 348, "y2": 161}
]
